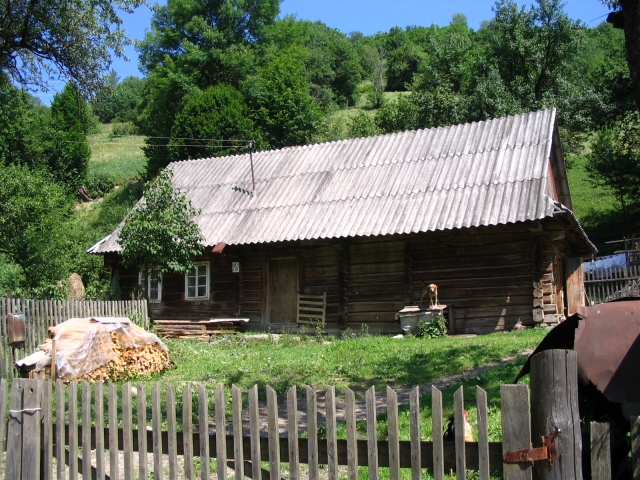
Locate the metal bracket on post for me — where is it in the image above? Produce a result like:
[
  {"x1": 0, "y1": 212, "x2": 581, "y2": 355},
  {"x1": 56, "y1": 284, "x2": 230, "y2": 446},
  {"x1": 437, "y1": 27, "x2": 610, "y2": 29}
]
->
[{"x1": 503, "y1": 431, "x2": 559, "y2": 465}]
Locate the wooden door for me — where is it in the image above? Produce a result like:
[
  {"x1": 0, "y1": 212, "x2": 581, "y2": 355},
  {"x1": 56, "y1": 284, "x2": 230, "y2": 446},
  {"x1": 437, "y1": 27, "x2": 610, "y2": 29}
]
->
[{"x1": 269, "y1": 258, "x2": 298, "y2": 324}]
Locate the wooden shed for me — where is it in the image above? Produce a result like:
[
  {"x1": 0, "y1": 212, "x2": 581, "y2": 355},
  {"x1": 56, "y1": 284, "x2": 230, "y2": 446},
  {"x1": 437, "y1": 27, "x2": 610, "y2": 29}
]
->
[{"x1": 90, "y1": 109, "x2": 595, "y2": 335}]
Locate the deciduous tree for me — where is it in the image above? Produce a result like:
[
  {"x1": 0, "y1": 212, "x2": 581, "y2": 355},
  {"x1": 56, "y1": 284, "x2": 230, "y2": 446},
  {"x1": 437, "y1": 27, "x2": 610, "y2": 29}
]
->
[{"x1": 119, "y1": 168, "x2": 204, "y2": 276}]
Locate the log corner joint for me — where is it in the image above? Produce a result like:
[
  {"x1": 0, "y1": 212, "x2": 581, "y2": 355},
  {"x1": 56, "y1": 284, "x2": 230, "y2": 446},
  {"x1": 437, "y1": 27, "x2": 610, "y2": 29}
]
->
[{"x1": 503, "y1": 430, "x2": 559, "y2": 465}]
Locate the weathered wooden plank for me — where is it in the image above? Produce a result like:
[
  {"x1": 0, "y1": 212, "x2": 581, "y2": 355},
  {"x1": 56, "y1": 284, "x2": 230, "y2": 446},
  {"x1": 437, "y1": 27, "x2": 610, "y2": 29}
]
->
[
  {"x1": 409, "y1": 386, "x2": 421, "y2": 480},
  {"x1": 6, "y1": 380, "x2": 24, "y2": 480},
  {"x1": 215, "y1": 384, "x2": 227, "y2": 480},
  {"x1": 326, "y1": 386, "x2": 339, "y2": 480},
  {"x1": 432, "y1": 386, "x2": 445, "y2": 480},
  {"x1": 453, "y1": 386, "x2": 466, "y2": 480},
  {"x1": 152, "y1": 383, "x2": 163, "y2": 480},
  {"x1": 167, "y1": 384, "x2": 178, "y2": 480},
  {"x1": 530, "y1": 350, "x2": 582, "y2": 480},
  {"x1": 56, "y1": 380, "x2": 66, "y2": 480},
  {"x1": 68, "y1": 381, "x2": 78, "y2": 480},
  {"x1": 123, "y1": 382, "x2": 134, "y2": 480},
  {"x1": 42, "y1": 379, "x2": 54, "y2": 480},
  {"x1": 198, "y1": 383, "x2": 210, "y2": 480},
  {"x1": 0, "y1": 379, "x2": 8, "y2": 461},
  {"x1": 267, "y1": 385, "x2": 281, "y2": 479},
  {"x1": 287, "y1": 385, "x2": 299, "y2": 480},
  {"x1": 306, "y1": 385, "x2": 319, "y2": 480},
  {"x1": 590, "y1": 421, "x2": 611, "y2": 480},
  {"x1": 232, "y1": 385, "x2": 244, "y2": 480},
  {"x1": 182, "y1": 383, "x2": 193, "y2": 480},
  {"x1": 108, "y1": 382, "x2": 120, "y2": 480},
  {"x1": 21, "y1": 380, "x2": 42, "y2": 480},
  {"x1": 366, "y1": 386, "x2": 379, "y2": 480},
  {"x1": 95, "y1": 382, "x2": 105, "y2": 480},
  {"x1": 345, "y1": 387, "x2": 358, "y2": 480},
  {"x1": 501, "y1": 384, "x2": 532, "y2": 480},
  {"x1": 476, "y1": 386, "x2": 490, "y2": 480},
  {"x1": 249, "y1": 384, "x2": 261, "y2": 480},
  {"x1": 82, "y1": 381, "x2": 92, "y2": 480},
  {"x1": 387, "y1": 387, "x2": 400, "y2": 480}
]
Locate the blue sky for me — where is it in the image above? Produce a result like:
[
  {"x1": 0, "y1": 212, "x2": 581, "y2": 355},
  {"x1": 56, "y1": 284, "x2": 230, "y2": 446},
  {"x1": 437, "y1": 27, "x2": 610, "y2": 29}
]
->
[{"x1": 37, "y1": 0, "x2": 612, "y2": 104}]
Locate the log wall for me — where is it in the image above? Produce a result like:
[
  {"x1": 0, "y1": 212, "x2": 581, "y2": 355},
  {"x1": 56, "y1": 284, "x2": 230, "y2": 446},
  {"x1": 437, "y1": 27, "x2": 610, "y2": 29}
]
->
[{"x1": 109, "y1": 219, "x2": 584, "y2": 335}]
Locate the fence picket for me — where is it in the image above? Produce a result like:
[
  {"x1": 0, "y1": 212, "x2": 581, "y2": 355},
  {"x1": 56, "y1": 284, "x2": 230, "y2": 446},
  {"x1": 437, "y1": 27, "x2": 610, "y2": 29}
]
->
[
  {"x1": 476, "y1": 386, "x2": 490, "y2": 480},
  {"x1": 56, "y1": 380, "x2": 65, "y2": 480},
  {"x1": 42, "y1": 379, "x2": 53, "y2": 480},
  {"x1": 345, "y1": 387, "x2": 358, "y2": 480},
  {"x1": 432, "y1": 386, "x2": 444, "y2": 480},
  {"x1": 249, "y1": 384, "x2": 261, "y2": 480},
  {"x1": 232, "y1": 385, "x2": 244, "y2": 479},
  {"x1": 138, "y1": 383, "x2": 148, "y2": 480},
  {"x1": 198, "y1": 383, "x2": 210, "y2": 480},
  {"x1": 387, "y1": 387, "x2": 400, "y2": 480},
  {"x1": 267, "y1": 385, "x2": 281, "y2": 479},
  {"x1": 501, "y1": 384, "x2": 532, "y2": 480},
  {"x1": 366, "y1": 386, "x2": 379, "y2": 480},
  {"x1": 6, "y1": 380, "x2": 24, "y2": 479},
  {"x1": 183, "y1": 383, "x2": 193, "y2": 480},
  {"x1": 0, "y1": 379, "x2": 8, "y2": 457},
  {"x1": 453, "y1": 387, "x2": 466, "y2": 480},
  {"x1": 123, "y1": 382, "x2": 134, "y2": 480},
  {"x1": 68, "y1": 381, "x2": 78, "y2": 480},
  {"x1": 95, "y1": 382, "x2": 105, "y2": 480},
  {"x1": 306, "y1": 385, "x2": 319, "y2": 480},
  {"x1": 287, "y1": 385, "x2": 299, "y2": 480},
  {"x1": 82, "y1": 381, "x2": 92, "y2": 480},
  {"x1": 215, "y1": 384, "x2": 227, "y2": 480},
  {"x1": 109, "y1": 382, "x2": 119, "y2": 480},
  {"x1": 326, "y1": 386, "x2": 339, "y2": 480},
  {"x1": 590, "y1": 422, "x2": 611, "y2": 480},
  {"x1": 152, "y1": 383, "x2": 163, "y2": 480},
  {"x1": 409, "y1": 386, "x2": 420, "y2": 480},
  {"x1": 167, "y1": 384, "x2": 178, "y2": 480}
]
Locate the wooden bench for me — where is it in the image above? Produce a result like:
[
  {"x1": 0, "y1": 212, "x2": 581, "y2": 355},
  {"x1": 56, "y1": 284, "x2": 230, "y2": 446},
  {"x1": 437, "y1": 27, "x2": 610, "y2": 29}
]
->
[{"x1": 297, "y1": 293, "x2": 326, "y2": 325}]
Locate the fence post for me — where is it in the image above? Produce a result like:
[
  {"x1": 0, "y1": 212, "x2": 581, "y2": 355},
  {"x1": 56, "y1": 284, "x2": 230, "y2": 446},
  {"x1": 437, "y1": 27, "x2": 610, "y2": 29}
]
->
[{"x1": 530, "y1": 349, "x2": 582, "y2": 480}]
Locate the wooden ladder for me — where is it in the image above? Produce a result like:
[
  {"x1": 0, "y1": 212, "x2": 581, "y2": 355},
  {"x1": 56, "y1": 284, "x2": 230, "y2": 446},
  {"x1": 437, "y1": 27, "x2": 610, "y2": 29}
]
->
[{"x1": 297, "y1": 293, "x2": 326, "y2": 325}]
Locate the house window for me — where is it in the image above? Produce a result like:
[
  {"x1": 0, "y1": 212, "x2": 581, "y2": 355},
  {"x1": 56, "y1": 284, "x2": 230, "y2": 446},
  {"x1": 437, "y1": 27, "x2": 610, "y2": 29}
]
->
[
  {"x1": 185, "y1": 262, "x2": 209, "y2": 300},
  {"x1": 138, "y1": 270, "x2": 162, "y2": 303}
]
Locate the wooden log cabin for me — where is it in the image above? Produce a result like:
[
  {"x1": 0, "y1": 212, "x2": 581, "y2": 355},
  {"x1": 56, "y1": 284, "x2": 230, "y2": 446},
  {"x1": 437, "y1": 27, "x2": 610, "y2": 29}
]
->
[{"x1": 90, "y1": 109, "x2": 595, "y2": 335}]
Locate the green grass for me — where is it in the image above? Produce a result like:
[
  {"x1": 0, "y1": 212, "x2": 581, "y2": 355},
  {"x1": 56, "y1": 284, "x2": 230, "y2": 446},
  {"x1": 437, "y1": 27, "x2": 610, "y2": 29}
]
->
[
  {"x1": 136, "y1": 328, "x2": 547, "y2": 396},
  {"x1": 87, "y1": 123, "x2": 147, "y2": 184}
]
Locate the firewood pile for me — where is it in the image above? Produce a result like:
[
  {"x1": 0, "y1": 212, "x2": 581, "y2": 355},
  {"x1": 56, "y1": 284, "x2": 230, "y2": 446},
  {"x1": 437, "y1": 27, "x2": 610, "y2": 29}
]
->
[
  {"x1": 79, "y1": 332, "x2": 173, "y2": 382},
  {"x1": 16, "y1": 317, "x2": 173, "y2": 382}
]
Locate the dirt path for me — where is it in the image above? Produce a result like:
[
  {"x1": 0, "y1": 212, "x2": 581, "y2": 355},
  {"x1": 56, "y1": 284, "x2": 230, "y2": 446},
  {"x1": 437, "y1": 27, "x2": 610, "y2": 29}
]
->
[{"x1": 218, "y1": 350, "x2": 531, "y2": 435}]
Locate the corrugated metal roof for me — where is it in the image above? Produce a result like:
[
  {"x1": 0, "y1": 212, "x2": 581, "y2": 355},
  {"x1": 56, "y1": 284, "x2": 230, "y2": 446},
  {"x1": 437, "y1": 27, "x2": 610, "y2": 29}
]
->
[{"x1": 93, "y1": 109, "x2": 574, "y2": 253}]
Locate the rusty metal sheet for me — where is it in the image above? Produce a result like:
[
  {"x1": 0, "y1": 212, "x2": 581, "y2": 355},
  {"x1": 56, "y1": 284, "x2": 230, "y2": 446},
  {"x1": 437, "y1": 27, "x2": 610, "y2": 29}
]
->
[
  {"x1": 7, "y1": 312, "x2": 26, "y2": 345},
  {"x1": 576, "y1": 299, "x2": 640, "y2": 403}
]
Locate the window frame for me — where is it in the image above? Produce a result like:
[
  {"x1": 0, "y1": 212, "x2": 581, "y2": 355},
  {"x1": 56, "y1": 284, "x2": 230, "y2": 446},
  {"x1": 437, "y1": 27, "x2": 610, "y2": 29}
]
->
[
  {"x1": 138, "y1": 269, "x2": 162, "y2": 303},
  {"x1": 184, "y1": 262, "x2": 210, "y2": 300}
]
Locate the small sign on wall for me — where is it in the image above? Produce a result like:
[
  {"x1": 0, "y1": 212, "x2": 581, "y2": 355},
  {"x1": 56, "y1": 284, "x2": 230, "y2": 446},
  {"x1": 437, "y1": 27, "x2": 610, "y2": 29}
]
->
[{"x1": 232, "y1": 262, "x2": 240, "y2": 273}]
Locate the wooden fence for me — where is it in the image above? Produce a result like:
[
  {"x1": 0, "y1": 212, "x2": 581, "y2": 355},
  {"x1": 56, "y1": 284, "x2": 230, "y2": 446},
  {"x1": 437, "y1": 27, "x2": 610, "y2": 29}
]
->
[
  {"x1": 0, "y1": 299, "x2": 148, "y2": 379},
  {"x1": 584, "y1": 265, "x2": 640, "y2": 304},
  {"x1": 2, "y1": 351, "x2": 639, "y2": 479}
]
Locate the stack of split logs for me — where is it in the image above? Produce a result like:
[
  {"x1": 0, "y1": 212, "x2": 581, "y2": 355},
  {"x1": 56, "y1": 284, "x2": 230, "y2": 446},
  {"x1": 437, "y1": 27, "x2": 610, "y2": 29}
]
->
[{"x1": 153, "y1": 319, "x2": 247, "y2": 340}]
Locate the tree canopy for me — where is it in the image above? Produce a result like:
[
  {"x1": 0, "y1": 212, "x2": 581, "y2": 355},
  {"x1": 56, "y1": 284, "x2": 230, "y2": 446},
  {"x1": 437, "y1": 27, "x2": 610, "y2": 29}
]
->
[{"x1": 0, "y1": 0, "x2": 144, "y2": 95}]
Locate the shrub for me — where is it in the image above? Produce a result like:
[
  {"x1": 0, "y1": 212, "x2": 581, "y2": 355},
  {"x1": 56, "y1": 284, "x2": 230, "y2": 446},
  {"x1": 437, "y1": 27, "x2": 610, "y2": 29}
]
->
[{"x1": 417, "y1": 314, "x2": 448, "y2": 338}]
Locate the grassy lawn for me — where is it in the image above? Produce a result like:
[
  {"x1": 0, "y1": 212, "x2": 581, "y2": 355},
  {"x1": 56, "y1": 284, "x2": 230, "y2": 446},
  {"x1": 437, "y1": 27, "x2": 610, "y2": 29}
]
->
[{"x1": 87, "y1": 123, "x2": 147, "y2": 184}]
